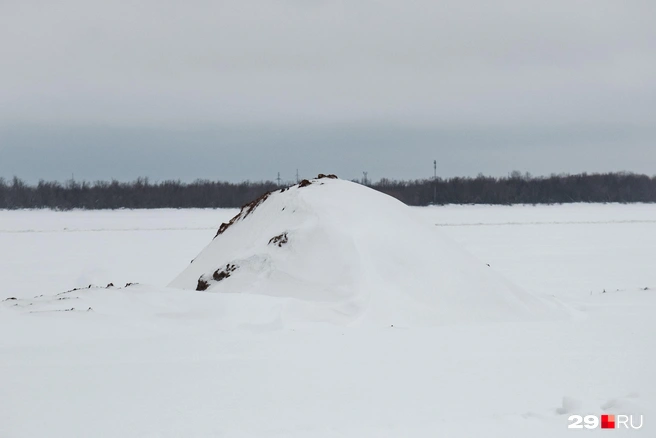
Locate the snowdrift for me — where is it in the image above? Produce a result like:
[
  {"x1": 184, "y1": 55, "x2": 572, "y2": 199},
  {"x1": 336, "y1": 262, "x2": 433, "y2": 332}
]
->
[{"x1": 170, "y1": 176, "x2": 567, "y2": 326}]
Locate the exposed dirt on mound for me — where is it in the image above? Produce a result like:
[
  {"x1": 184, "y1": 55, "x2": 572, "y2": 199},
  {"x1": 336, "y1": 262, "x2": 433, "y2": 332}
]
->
[
  {"x1": 213, "y1": 175, "x2": 339, "y2": 239},
  {"x1": 215, "y1": 191, "x2": 272, "y2": 238},
  {"x1": 268, "y1": 232, "x2": 289, "y2": 247},
  {"x1": 213, "y1": 263, "x2": 237, "y2": 281},
  {"x1": 197, "y1": 263, "x2": 238, "y2": 291}
]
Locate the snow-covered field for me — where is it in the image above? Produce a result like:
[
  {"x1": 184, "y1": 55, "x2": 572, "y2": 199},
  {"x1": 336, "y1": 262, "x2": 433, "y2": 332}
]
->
[{"x1": 1, "y1": 199, "x2": 655, "y2": 437}]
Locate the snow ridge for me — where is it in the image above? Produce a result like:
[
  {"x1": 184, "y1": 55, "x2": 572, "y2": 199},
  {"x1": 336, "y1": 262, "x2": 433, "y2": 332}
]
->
[{"x1": 169, "y1": 175, "x2": 568, "y2": 327}]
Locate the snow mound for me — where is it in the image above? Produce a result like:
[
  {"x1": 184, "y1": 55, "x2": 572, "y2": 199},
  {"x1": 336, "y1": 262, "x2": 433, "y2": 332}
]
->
[{"x1": 170, "y1": 176, "x2": 568, "y2": 326}]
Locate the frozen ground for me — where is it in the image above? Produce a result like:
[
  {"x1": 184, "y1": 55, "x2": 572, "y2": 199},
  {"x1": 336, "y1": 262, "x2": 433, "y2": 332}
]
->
[{"x1": 1, "y1": 202, "x2": 655, "y2": 437}]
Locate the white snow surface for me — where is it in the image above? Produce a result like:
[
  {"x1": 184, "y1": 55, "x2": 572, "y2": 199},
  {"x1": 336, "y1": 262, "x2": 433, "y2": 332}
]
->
[
  {"x1": 170, "y1": 178, "x2": 567, "y2": 326},
  {"x1": 1, "y1": 195, "x2": 655, "y2": 437}
]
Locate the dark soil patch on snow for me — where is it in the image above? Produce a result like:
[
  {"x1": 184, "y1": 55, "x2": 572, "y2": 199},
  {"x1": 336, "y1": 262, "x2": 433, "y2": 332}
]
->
[
  {"x1": 213, "y1": 174, "x2": 337, "y2": 239},
  {"x1": 215, "y1": 191, "x2": 272, "y2": 238},
  {"x1": 196, "y1": 263, "x2": 239, "y2": 291},
  {"x1": 213, "y1": 263, "x2": 237, "y2": 281},
  {"x1": 268, "y1": 232, "x2": 288, "y2": 247}
]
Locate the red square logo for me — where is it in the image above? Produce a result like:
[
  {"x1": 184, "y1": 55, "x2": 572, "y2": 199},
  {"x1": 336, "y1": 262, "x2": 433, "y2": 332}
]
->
[{"x1": 601, "y1": 414, "x2": 615, "y2": 429}]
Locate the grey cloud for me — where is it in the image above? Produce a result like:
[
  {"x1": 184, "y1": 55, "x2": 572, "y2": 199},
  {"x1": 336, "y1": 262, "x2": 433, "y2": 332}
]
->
[
  {"x1": 1, "y1": 0, "x2": 655, "y2": 126},
  {"x1": 1, "y1": 124, "x2": 654, "y2": 183},
  {"x1": 0, "y1": 0, "x2": 655, "y2": 180}
]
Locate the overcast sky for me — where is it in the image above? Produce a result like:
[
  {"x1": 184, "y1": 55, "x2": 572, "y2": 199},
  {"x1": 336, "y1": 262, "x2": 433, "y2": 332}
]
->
[{"x1": 1, "y1": 0, "x2": 654, "y2": 183}]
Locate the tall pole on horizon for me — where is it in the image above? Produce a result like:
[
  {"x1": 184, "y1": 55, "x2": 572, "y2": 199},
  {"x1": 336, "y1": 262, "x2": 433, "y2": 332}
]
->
[
  {"x1": 277, "y1": 172, "x2": 281, "y2": 186},
  {"x1": 433, "y1": 160, "x2": 437, "y2": 205}
]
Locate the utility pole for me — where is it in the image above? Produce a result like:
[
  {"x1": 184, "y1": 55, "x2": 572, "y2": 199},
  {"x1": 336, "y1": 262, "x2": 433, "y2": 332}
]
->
[
  {"x1": 296, "y1": 169, "x2": 299, "y2": 184},
  {"x1": 433, "y1": 160, "x2": 437, "y2": 205},
  {"x1": 363, "y1": 171, "x2": 368, "y2": 186},
  {"x1": 277, "y1": 172, "x2": 282, "y2": 186}
]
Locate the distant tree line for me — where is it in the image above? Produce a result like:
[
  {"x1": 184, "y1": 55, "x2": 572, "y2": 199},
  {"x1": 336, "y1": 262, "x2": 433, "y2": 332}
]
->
[
  {"x1": 1, "y1": 172, "x2": 655, "y2": 210},
  {"x1": 373, "y1": 171, "x2": 656, "y2": 205},
  {"x1": 0, "y1": 177, "x2": 279, "y2": 210}
]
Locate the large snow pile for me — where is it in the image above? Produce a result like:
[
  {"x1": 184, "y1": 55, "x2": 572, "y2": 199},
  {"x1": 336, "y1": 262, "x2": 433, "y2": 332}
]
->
[{"x1": 170, "y1": 175, "x2": 567, "y2": 326}]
